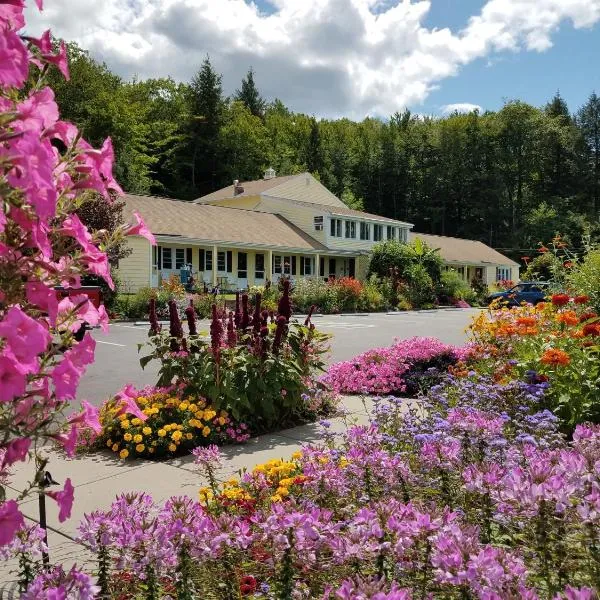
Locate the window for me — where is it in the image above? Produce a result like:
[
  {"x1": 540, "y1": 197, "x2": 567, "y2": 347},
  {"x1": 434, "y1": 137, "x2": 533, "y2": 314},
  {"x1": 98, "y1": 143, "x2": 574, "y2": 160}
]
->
[
  {"x1": 387, "y1": 226, "x2": 396, "y2": 240},
  {"x1": 205, "y1": 249, "x2": 213, "y2": 271},
  {"x1": 345, "y1": 221, "x2": 356, "y2": 239},
  {"x1": 399, "y1": 228, "x2": 407, "y2": 242},
  {"x1": 152, "y1": 246, "x2": 158, "y2": 267},
  {"x1": 273, "y1": 255, "x2": 282, "y2": 274},
  {"x1": 360, "y1": 222, "x2": 370, "y2": 240},
  {"x1": 373, "y1": 224, "x2": 383, "y2": 241},
  {"x1": 175, "y1": 248, "x2": 185, "y2": 269},
  {"x1": 255, "y1": 253, "x2": 265, "y2": 280},
  {"x1": 301, "y1": 256, "x2": 313, "y2": 276},
  {"x1": 217, "y1": 251, "x2": 226, "y2": 272},
  {"x1": 496, "y1": 267, "x2": 511, "y2": 281},
  {"x1": 457, "y1": 266, "x2": 466, "y2": 279},
  {"x1": 314, "y1": 216, "x2": 324, "y2": 231},
  {"x1": 238, "y1": 252, "x2": 247, "y2": 279},
  {"x1": 162, "y1": 247, "x2": 172, "y2": 269},
  {"x1": 475, "y1": 267, "x2": 484, "y2": 281},
  {"x1": 330, "y1": 218, "x2": 342, "y2": 237}
]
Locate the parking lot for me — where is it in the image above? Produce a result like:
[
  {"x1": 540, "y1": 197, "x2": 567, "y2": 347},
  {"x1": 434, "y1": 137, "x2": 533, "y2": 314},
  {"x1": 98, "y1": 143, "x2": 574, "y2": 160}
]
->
[{"x1": 79, "y1": 308, "x2": 482, "y2": 406}]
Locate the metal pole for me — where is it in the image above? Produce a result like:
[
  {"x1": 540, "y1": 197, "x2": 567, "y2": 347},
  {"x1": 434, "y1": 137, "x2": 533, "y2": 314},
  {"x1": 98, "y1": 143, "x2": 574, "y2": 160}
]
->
[{"x1": 38, "y1": 491, "x2": 49, "y2": 568}]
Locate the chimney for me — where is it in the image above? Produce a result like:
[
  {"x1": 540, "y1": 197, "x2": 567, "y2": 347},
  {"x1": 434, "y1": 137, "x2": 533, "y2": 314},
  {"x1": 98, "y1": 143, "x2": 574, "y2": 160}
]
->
[
  {"x1": 264, "y1": 167, "x2": 276, "y2": 180},
  {"x1": 233, "y1": 179, "x2": 244, "y2": 196}
]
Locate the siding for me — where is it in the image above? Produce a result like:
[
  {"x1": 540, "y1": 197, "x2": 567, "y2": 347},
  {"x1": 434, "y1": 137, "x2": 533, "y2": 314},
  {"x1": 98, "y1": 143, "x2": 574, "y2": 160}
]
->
[
  {"x1": 257, "y1": 197, "x2": 328, "y2": 246},
  {"x1": 116, "y1": 236, "x2": 151, "y2": 293}
]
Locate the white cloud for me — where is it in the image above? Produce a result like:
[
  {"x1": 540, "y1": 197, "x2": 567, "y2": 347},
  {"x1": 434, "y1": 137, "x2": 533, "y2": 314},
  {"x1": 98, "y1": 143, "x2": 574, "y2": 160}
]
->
[
  {"x1": 441, "y1": 103, "x2": 483, "y2": 114},
  {"x1": 23, "y1": 0, "x2": 600, "y2": 118}
]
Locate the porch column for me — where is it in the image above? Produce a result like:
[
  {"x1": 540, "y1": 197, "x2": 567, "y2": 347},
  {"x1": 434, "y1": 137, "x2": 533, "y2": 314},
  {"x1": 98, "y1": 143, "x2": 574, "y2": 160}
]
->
[
  {"x1": 212, "y1": 245, "x2": 218, "y2": 287},
  {"x1": 315, "y1": 253, "x2": 320, "y2": 278},
  {"x1": 267, "y1": 250, "x2": 273, "y2": 283}
]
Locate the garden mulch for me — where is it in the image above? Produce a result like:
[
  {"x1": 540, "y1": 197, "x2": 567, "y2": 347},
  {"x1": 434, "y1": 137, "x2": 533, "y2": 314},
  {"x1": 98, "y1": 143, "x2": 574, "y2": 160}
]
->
[{"x1": 2, "y1": 395, "x2": 376, "y2": 581}]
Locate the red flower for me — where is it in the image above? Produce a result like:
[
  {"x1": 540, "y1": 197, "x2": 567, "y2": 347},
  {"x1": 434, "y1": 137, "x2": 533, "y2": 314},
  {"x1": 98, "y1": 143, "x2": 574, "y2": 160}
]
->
[
  {"x1": 538, "y1": 246, "x2": 549, "y2": 253},
  {"x1": 240, "y1": 575, "x2": 257, "y2": 595},
  {"x1": 551, "y1": 294, "x2": 570, "y2": 307},
  {"x1": 563, "y1": 261, "x2": 574, "y2": 268},
  {"x1": 520, "y1": 256, "x2": 530, "y2": 263},
  {"x1": 583, "y1": 323, "x2": 600, "y2": 337},
  {"x1": 580, "y1": 312, "x2": 598, "y2": 323},
  {"x1": 574, "y1": 295, "x2": 590, "y2": 305}
]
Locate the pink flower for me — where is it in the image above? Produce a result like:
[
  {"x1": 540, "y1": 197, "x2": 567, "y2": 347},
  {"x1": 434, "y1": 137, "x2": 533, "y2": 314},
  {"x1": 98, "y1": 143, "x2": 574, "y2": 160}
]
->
[
  {"x1": 126, "y1": 211, "x2": 156, "y2": 245},
  {"x1": 29, "y1": 31, "x2": 69, "y2": 80},
  {"x1": 60, "y1": 214, "x2": 95, "y2": 253},
  {"x1": 0, "y1": 305, "x2": 52, "y2": 365},
  {"x1": 0, "y1": 2, "x2": 25, "y2": 29},
  {"x1": 66, "y1": 334, "x2": 96, "y2": 368},
  {"x1": 0, "y1": 206, "x2": 6, "y2": 234},
  {"x1": 47, "y1": 478, "x2": 74, "y2": 522},
  {"x1": 53, "y1": 424, "x2": 78, "y2": 458},
  {"x1": 26, "y1": 281, "x2": 59, "y2": 325},
  {"x1": 80, "y1": 250, "x2": 114, "y2": 290},
  {"x1": 0, "y1": 500, "x2": 25, "y2": 545},
  {"x1": 14, "y1": 87, "x2": 59, "y2": 133},
  {"x1": 115, "y1": 384, "x2": 148, "y2": 422},
  {"x1": 45, "y1": 120, "x2": 79, "y2": 146},
  {"x1": 0, "y1": 28, "x2": 28, "y2": 90},
  {"x1": 0, "y1": 351, "x2": 29, "y2": 401},
  {"x1": 1, "y1": 437, "x2": 31, "y2": 468},
  {"x1": 51, "y1": 355, "x2": 83, "y2": 400},
  {"x1": 68, "y1": 400, "x2": 101, "y2": 435},
  {"x1": 74, "y1": 137, "x2": 123, "y2": 198}
]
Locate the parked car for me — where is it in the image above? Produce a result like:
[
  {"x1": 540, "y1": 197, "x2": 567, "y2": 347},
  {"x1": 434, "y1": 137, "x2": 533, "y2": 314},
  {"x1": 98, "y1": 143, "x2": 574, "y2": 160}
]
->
[{"x1": 486, "y1": 282, "x2": 551, "y2": 307}]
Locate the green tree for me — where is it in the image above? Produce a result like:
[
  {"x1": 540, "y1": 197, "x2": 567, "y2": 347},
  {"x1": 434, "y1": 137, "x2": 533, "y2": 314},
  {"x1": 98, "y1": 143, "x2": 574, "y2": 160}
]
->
[
  {"x1": 577, "y1": 92, "x2": 600, "y2": 215},
  {"x1": 235, "y1": 68, "x2": 266, "y2": 119}
]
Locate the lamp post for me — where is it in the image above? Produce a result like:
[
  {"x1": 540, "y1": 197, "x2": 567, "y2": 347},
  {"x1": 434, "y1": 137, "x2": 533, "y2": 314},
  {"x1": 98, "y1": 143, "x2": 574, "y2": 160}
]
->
[{"x1": 38, "y1": 471, "x2": 59, "y2": 568}]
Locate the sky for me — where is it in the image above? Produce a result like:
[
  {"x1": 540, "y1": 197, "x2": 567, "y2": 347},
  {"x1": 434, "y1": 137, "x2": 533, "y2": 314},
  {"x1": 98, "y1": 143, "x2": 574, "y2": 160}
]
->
[{"x1": 24, "y1": 0, "x2": 600, "y2": 120}]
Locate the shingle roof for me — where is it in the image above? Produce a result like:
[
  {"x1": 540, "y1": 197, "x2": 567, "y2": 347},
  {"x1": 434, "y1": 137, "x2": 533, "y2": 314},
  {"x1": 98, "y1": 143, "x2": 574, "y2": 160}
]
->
[
  {"x1": 412, "y1": 232, "x2": 519, "y2": 267},
  {"x1": 327, "y1": 205, "x2": 412, "y2": 225},
  {"x1": 196, "y1": 174, "x2": 298, "y2": 204},
  {"x1": 123, "y1": 194, "x2": 327, "y2": 251}
]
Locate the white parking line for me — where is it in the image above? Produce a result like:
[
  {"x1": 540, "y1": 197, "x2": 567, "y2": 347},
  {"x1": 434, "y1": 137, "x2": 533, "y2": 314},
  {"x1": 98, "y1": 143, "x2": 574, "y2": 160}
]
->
[
  {"x1": 96, "y1": 340, "x2": 126, "y2": 347},
  {"x1": 111, "y1": 324, "x2": 144, "y2": 330}
]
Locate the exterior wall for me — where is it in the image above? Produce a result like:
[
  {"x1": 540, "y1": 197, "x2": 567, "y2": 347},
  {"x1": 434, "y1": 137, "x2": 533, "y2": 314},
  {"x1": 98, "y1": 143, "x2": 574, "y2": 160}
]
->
[
  {"x1": 257, "y1": 196, "x2": 328, "y2": 246},
  {"x1": 207, "y1": 195, "x2": 261, "y2": 210},
  {"x1": 116, "y1": 236, "x2": 152, "y2": 293}
]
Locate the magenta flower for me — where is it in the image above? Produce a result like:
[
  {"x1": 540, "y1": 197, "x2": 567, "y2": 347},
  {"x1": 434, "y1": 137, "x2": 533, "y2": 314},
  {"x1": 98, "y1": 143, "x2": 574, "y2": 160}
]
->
[
  {"x1": 0, "y1": 27, "x2": 28, "y2": 90},
  {"x1": 126, "y1": 211, "x2": 157, "y2": 246},
  {"x1": 1, "y1": 437, "x2": 31, "y2": 468},
  {"x1": 0, "y1": 305, "x2": 52, "y2": 366},
  {"x1": 192, "y1": 445, "x2": 222, "y2": 469},
  {"x1": 53, "y1": 424, "x2": 78, "y2": 458},
  {"x1": 0, "y1": 350, "x2": 29, "y2": 400},
  {"x1": 114, "y1": 384, "x2": 148, "y2": 422},
  {"x1": 0, "y1": 500, "x2": 25, "y2": 546},
  {"x1": 25, "y1": 281, "x2": 59, "y2": 325},
  {"x1": 51, "y1": 355, "x2": 82, "y2": 400},
  {"x1": 185, "y1": 299, "x2": 197, "y2": 336},
  {"x1": 68, "y1": 400, "x2": 101, "y2": 435},
  {"x1": 277, "y1": 278, "x2": 292, "y2": 322},
  {"x1": 47, "y1": 478, "x2": 74, "y2": 522}
]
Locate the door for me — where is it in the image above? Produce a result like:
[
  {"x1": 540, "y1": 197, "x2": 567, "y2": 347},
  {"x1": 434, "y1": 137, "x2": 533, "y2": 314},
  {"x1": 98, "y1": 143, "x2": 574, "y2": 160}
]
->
[
  {"x1": 237, "y1": 252, "x2": 248, "y2": 290},
  {"x1": 349, "y1": 257, "x2": 356, "y2": 278},
  {"x1": 328, "y1": 258, "x2": 336, "y2": 278}
]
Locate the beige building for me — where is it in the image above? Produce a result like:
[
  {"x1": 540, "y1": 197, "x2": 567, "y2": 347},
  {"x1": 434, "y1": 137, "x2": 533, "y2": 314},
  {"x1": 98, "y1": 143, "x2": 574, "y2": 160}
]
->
[{"x1": 117, "y1": 170, "x2": 519, "y2": 292}]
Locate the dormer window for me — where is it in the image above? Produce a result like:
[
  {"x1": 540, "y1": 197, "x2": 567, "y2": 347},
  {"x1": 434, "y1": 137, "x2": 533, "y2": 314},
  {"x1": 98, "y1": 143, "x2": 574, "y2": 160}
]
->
[
  {"x1": 387, "y1": 226, "x2": 396, "y2": 240},
  {"x1": 373, "y1": 224, "x2": 383, "y2": 241},
  {"x1": 330, "y1": 218, "x2": 343, "y2": 237},
  {"x1": 360, "y1": 222, "x2": 370, "y2": 240},
  {"x1": 345, "y1": 221, "x2": 356, "y2": 239},
  {"x1": 314, "y1": 216, "x2": 324, "y2": 231}
]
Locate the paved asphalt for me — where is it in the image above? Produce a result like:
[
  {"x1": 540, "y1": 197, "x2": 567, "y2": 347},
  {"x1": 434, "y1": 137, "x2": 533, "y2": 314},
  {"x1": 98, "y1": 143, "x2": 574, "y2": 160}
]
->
[{"x1": 79, "y1": 308, "x2": 482, "y2": 406}]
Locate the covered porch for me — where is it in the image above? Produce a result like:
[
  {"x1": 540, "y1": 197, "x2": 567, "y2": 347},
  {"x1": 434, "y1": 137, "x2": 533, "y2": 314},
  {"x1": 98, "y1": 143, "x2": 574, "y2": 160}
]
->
[{"x1": 152, "y1": 240, "x2": 363, "y2": 291}]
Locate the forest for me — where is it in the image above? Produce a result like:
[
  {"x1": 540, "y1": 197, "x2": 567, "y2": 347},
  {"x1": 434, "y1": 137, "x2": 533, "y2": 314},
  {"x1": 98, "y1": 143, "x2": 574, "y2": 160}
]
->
[{"x1": 48, "y1": 42, "x2": 600, "y2": 259}]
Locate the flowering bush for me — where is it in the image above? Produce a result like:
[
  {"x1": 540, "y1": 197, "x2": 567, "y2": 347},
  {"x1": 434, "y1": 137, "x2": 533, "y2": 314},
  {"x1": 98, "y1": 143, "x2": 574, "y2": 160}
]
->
[
  {"x1": 140, "y1": 283, "x2": 335, "y2": 431},
  {"x1": 469, "y1": 299, "x2": 600, "y2": 428},
  {"x1": 54, "y1": 368, "x2": 600, "y2": 599},
  {"x1": 322, "y1": 337, "x2": 468, "y2": 395},
  {"x1": 97, "y1": 385, "x2": 249, "y2": 459},
  {"x1": 0, "y1": 0, "x2": 154, "y2": 593}
]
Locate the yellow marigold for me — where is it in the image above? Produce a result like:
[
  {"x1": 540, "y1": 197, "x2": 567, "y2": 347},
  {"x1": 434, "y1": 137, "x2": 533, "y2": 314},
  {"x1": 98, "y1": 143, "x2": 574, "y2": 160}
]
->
[
  {"x1": 276, "y1": 487, "x2": 289, "y2": 497},
  {"x1": 176, "y1": 424, "x2": 183, "y2": 431},
  {"x1": 179, "y1": 402, "x2": 189, "y2": 411},
  {"x1": 291, "y1": 451, "x2": 303, "y2": 460},
  {"x1": 137, "y1": 396, "x2": 147, "y2": 405},
  {"x1": 185, "y1": 433, "x2": 193, "y2": 440},
  {"x1": 271, "y1": 494, "x2": 282, "y2": 503},
  {"x1": 198, "y1": 399, "x2": 207, "y2": 408},
  {"x1": 202, "y1": 426, "x2": 211, "y2": 437},
  {"x1": 111, "y1": 443, "x2": 119, "y2": 452},
  {"x1": 217, "y1": 417, "x2": 226, "y2": 426},
  {"x1": 219, "y1": 409, "x2": 227, "y2": 417},
  {"x1": 189, "y1": 419, "x2": 200, "y2": 428},
  {"x1": 172, "y1": 430, "x2": 183, "y2": 442},
  {"x1": 131, "y1": 418, "x2": 142, "y2": 426},
  {"x1": 142, "y1": 427, "x2": 152, "y2": 435},
  {"x1": 253, "y1": 464, "x2": 266, "y2": 474},
  {"x1": 152, "y1": 403, "x2": 161, "y2": 410},
  {"x1": 203, "y1": 410, "x2": 216, "y2": 421},
  {"x1": 339, "y1": 457, "x2": 349, "y2": 468},
  {"x1": 123, "y1": 433, "x2": 133, "y2": 442},
  {"x1": 157, "y1": 429, "x2": 166, "y2": 437},
  {"x1": 279, "y1": 478, "x2": 295, "y2": 487},
  {"x1": 143, "y1": 408, "x2": 153, "y2": 416},
  {"x1": 199, "y1": 487, "x2": 213, "y2": 503},
  {"x1": 133, "y1": 434, "x2": 143, "y2": 444},
  {"x1": 168, "y1": 443, "x2": 177, "y2": 452},
  {"x1": 119, "y1": 449, "x2": 129, "y2": 459},
  {"x1": 135, "y1": 444, "x2": 145, "y2": 453},
  {"x1": 118, "y1": 413, "x2": 128, "y2": 421},
  {"x1": 188, "y1": 403, "x2": 197, "y2": 412},
  {"x1": 106, "y1": 439, "x2": 113, "y2": 448},
  {"x1": 120, "y1": 420, "x2": 130, "y2": 429}
]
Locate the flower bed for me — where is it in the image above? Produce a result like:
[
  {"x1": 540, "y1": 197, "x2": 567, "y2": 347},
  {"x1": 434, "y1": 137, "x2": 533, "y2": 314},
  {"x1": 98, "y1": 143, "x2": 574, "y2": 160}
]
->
[
  {"x1": 19, "y1": 372, "x2": 591, "y2": 599},
  {"x1": 322, "y1": 337, "x2": 469, "y2": 395},
  {"x1": 97, "y1": 385, "x2": 249, "y2": 459}
]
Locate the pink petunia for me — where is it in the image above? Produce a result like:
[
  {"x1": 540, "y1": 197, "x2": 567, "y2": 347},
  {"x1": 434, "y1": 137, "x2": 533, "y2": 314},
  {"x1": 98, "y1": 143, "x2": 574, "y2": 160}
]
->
[
  {"x1": 0, "y1": 2, "x2": 25, "y2": 29},
  {"x1": 14, "y1": 87, "x2": 59, "y2": 133},
  {"x1": 126, "y1": 212, "x2": 156, "y2": 245},
  {"x1": 53, "y1": 424, "x2": 78, "y2": 458},
  {"x1": 47, "y1": 478, "x2": 74, "y2": 522},
  {"x1": 1, "y1": 437, "x2": 31, "y2": 467},
  {"x1": 0, "y1": 500, "x2": 25, "y2": 545},
  {"x1": 26, "y1": 281, "x2": 59, "y2": 325},
  {"x1": 59, "y1": 214, "x2": 95, "y2": 253},
  {"x1": 0, "y1": 207, "x2": 6, "y2": 234},
  {"x1": 74, "y1": 137, "x2": 123, "y2": 198},
  {"x1": 51, "y1": 355, "x2": 83, "y2": 400},
  {"x1": 67, "y1": 400, "x2": 101, "y2": 435},
  {"x1": 0, "y1": 28, "x2": 28, "y2": 90},
  {"x1": 115, "y1": 384, "x2": 148, "y2": 422},
  {"x1": 0, "y1": 305, "x2": 52, "y2": 365}
]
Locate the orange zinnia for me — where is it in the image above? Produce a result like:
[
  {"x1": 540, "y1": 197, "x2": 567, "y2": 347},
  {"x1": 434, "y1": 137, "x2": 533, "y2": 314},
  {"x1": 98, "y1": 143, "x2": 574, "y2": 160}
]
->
[
  {"x1": 540, "y1": 348, "x2": 570, "y2": 366},
  {"x1": 516, "y1": 316, "x2": 537, "y2": 327},
  {"x1": 556, "y1": 311, "x2": 579, "y2": 326}
]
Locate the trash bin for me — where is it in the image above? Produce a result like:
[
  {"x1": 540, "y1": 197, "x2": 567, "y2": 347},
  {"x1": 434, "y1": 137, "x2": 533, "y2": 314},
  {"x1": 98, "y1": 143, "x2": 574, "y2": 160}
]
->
[{"x1": 179, "y1": 265, "x2": 191, "y2": 285}]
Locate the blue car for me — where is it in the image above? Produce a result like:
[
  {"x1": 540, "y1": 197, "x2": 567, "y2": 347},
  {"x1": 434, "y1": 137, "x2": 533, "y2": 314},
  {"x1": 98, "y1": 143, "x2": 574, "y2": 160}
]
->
[{"x1": 487, "y1": 282, "x2": 552, "y2": 307}]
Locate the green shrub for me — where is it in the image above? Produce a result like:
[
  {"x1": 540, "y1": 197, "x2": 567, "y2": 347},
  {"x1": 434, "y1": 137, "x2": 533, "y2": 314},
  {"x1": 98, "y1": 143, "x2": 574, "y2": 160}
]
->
[
  {"x1": 567, "y1": 248, "x2": 600, "y2": 311},
  {"x1": 190, "y1": 293, "x2": 214, "y2": 319},
  {"x1": 397, "y1": 295, "x2": 412, "y2": 311},
  {"x1": 406, "y1": 264, "x2": 436, "y2": 309},
  {"x1": 437, "y1": 270, "x2": 470, "y2": 302},
  {"x1": 291, "y1": 278, "x2": 330, "y2": 313},
  {"x1": 522, "y1": 252, "x2": 563, "y2": 282},
  {"x1": 115, "y1": 288, "x2": 170, "y2": 320},
  {"x1": 357, "y1": 276, "x2": 386, "y2": 312}
]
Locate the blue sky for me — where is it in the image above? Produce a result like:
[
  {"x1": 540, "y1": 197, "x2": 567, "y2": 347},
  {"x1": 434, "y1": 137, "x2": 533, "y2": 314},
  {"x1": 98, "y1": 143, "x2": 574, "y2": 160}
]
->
[{"x1": 26, "y1": 0, "x2": 600, "y2": 119}]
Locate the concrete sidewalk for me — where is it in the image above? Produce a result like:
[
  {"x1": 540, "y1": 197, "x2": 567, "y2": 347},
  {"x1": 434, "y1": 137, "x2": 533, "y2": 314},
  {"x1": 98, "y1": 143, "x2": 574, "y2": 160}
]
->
[{"x1": 2, "y1": 396, "x2": 375, "y2": 583}]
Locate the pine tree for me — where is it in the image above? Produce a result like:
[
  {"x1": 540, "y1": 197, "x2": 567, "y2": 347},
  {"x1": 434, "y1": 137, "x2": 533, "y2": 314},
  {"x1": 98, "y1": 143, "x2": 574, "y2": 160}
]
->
[
  {"x1": 577, "y1": 92, "x2": 600, "y2": 215},
  {"x1": 306, "y1": 117, "x2": 323, "y2": 175},
  {"x1": 235, "y1": 68, "x2": 265, "y2": 118},
  {"x1": 187, "y1": 56, "x2": 224, "y2": 195}
]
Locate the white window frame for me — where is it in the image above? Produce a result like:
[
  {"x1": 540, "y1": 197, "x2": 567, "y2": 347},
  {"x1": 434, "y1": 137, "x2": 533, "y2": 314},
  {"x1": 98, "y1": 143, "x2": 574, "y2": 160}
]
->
[
  {"x1": 360, "y1": 222, "x2": 370, "y2": 240},
  {"x1": 301, "y1": 256, "x2": 313, "y2": 276},
  {"x1": 314, "y1": 216, "x2": 324, "y2": 231},
  {"x1": 205, "y1": 250, "x2": 213, "y2": 271},
  {"x1": 217, "y1": 251, "x2": 226, "y2": 272},
  {"x1": 496, "y1": 267, "x2": 511, "y2": 281},
  {"x1": 175, "y1": 248, "x2": 185, "y2": 270},
  {"x1": 373, "y1": 224, "x2": 383, "y2": 241},
  {"x1": 345, "y1": 220, "x2": 356, "y2": 239},
  {"x1": 162, "y1": 247, "x2": 173, "y2": 269},
  {"x1": 387, "y1": 226, "x2": 396, "y2": 240},
  {"x1": 255, "y1": 253, "x2": 265, "y2": 280}
]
